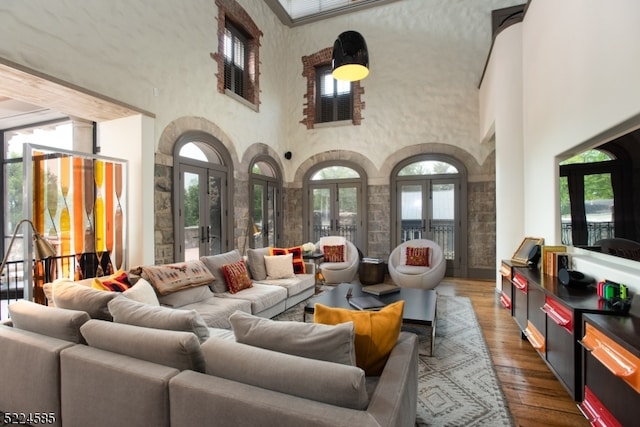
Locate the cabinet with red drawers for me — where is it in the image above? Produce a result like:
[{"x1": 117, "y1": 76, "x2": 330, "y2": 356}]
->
[{"x1": 580, "y1": 313, "x2": 640, "y2": 427}]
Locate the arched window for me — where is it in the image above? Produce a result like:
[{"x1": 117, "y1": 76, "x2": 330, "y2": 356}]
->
[
  {"x1": 173, "y1": 132, "x2": 233, "y2": 261},
  {"x1": 303, "y1": 162, "x2": 367, "y2": 250},
  {"x1": 391, "y1": 155, "x2": 467, "y2": 277},
  {"x1": 249, "y1": 156, "x2": 282, "y2": 249}
]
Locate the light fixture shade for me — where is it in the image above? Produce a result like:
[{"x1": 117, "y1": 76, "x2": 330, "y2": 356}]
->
[
  {"x1": 33, "y1": 231, "x2": 56, "y2": 260},
  {"x1": 332, "y1": 31, "x2": 369, "y2": 82}
]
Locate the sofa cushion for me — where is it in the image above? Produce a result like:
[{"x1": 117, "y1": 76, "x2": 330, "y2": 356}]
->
[
  {"x1": 314, "y1": 300, "x2": 404, "y2": 376},
  {"x1": 269, "y1": 246, "x2": 306, "y2": 274},
  {"x1": 202, "y1": 337, "x2": 368, "y2": 410},
  {"x1": 80, "y1": 319, "x2": 205, "y2": 372},
  {"x1": 222, "y1": 260, "x2": 253, "y2": 294},
  {"x1": 229, "y1": 310, "x2": 356, "y2": 365},
  {"x1": 404, "y1": 246, "x2": 431, "y2": 267},
  {"x1": 246, "y1": 247, "x2": 270, "y2": 281},
  {"x1": 8, "y1": 300, "x2": 90, "y2": 344},
  {"x1": 258, "y1": 275, "x2": 315, "y2": 298},
  {"x1": 217, "y1": 283, "x2": 287, "y2": 315},
  {"x1": 141, "y1": 260, "x2": 215, "y2": 296},
  {"x1": 48, "y1": 279, "x2": 116, "y2": 320},
  {"x1": 91, "y1": 270, "x2": 133, "y2": 292},
  {"x1": 122, "y1": 278, "x2": 160, "y2": 306},
  {"x1": 108, "y1": 296, "x2": 210, "y2": 343},
  {"x1": 178, "y1": 297, "x2": 252, "y2": 329},
  {"x1": 158, "y1": 284, "x2": 213, "y2": 308},
  {"x1": 264, "y1": 254, "x2": 295, "y2": 279},
  {"x1": 200, "y1": 250, "x2": 242, "y2": 293}
]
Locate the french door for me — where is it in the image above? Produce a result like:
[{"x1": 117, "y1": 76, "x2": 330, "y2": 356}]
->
[
  {"x1": 251, "y1": 178, "x2": 278, "y2": 248},
  {"x1": 177, "y1": 163, "x2": 225, "y2": 261},
  {"x1": 309, "y1": 181, "x2": 362, "y2": 248},
  {"x1": 396, "y1": 178, "x2": 459, "y2": 272}
]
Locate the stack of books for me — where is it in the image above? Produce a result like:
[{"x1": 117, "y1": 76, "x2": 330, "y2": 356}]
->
[{"x1": 362, "y1": 257, "x2": 383, "y2": 264}]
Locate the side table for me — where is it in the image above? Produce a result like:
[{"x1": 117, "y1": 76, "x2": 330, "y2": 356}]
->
[
  {"x1": 303, "y1": 252, "x2": 324, "y2": 292},
  {"x1": 358, "y1": 258, "x2": 386, "y2": 285}
]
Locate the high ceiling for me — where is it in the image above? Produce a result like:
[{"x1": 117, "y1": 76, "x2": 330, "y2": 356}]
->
[{"x1": 264, "y1": 0, "x2": 400, "y2": 26}]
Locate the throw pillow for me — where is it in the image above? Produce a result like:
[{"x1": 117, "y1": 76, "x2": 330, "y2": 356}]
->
[
  {"x1": 91, "y1": 270, "x2": 133, "y2": 292},
  {"x1": 200, "y1": 250, "x2": 242, "y2": 293},
  {"x1": 269, "y1": 246, "x2": 306, "y2": 274},
  {"x1": 405, "y1": 246, "x2": 431, "y2": 267},
  {"x1": 229, "y1": 310, "x2": 356, "y2": 366},
  {"x1": 8, "y1": 300, "x2": 90, "y2": 344},
  {"x1": 323, "y1": 244, "x2": 345, "y2": 263},
  {"x1": 246, "y1": 247, "x2": 270, "y2": 280},
  {"x1": 314, "y1": 300, "x2": 404, "y2": 376},
  {"x1": 221, "y1": 260, "x2": 253, "y2": 294},
  {"x1": 122, "y1": 278, "x2": 160, "y2": 306},
  {"x1": 107, "y1": 295, "x2": 210, "y2": 343},
  {"x1": 140, "y1": 260, "x2": 215, "y2": 295},
  {"x1": 263, "y1": 253, "x2": 295, "y2": 279},
  {"x1": 51, "y1": 280, "x2": 117, "y2": 321}
]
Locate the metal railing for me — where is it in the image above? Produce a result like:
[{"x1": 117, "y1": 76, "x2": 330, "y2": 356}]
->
[
  {"x1": 401, "y1": 219, "x2": 455, "y2": 259},
  {"x1": 560, "y1": 221, "x2": 615, "y2": 246},
  {"x1": 0, "y1": 253, "x2": 111, "y2": 320},
  {"x1": 312, "y1": 225, "x2": 358, "y2": 243}
]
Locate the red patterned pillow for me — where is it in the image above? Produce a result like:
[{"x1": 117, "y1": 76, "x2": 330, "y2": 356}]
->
[
  {"x1": 323, "y1": 245, "x2": 345, "y2": 263},
  {"x1": 405, "y1": 247, "x2": 430, "y2": 267},
  {"x1": 269, "y1": 246, "x2": 306, "y2": 274},
  {"x1": 222, "y1": 260, "x2": 253, "y2": 294},
  {"x1": 92, "y1": 270, "x2": 133, "y2": 292}
]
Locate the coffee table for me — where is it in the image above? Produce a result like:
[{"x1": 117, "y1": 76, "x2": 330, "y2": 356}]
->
[{"x1": 304, "y1": 282, "x2": 438, "y2": 355}]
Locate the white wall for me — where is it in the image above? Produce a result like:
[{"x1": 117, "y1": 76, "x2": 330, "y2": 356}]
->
[{"x1": 481, "y1": 0, "x2": 640, "y2": 291}]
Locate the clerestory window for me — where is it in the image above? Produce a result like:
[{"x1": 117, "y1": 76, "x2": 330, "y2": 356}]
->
[{"x1": 316, "y1": 65, "x2": 352, "y2": 123}]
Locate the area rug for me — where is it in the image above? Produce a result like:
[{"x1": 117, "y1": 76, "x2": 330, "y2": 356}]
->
[{"x1": 274, "y1": 294, "x2": 514, "y2": 427}]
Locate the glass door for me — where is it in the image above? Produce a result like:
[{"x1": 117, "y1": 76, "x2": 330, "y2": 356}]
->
[
  {"x1": 251, "y1": 179, "x2": 278, "y2": 248},
  {"x1": 309, "y1": 183, "x2": 361, "y2": 247},
  {"x1": 178, "y1": 164, "x2": 225, "y2": 261}
]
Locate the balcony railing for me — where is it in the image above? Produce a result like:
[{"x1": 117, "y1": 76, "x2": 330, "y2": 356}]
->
[
  {"x1": 560, "y1": 221, "x2": 615, "y2": 246},
  {"x1": 1, "y1": 253, "x2": 112, "y2": 320},
  {"x1": 401, "y1": 219, "x2": 455, "y2": 259}
]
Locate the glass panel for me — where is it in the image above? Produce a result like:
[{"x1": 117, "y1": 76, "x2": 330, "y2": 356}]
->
[
  {"x1": 252, "y1": 161, "x2": 275, "y2": 177},
  {"x1": 183, "y1": 172, "x2": 200, "y2": 262},
  {"x1": 398, "y1": 160, "x2": 458, "y2": 176},
  {"x1": 252, "y1": 182, "x2": 264, "y2": 248},
  {"x1": 312, "y1": 188, "x2": 331, "y2": 241},
  {"x1": 431, "y1": 183, "x2": 455, "y2": 260},
  {"x1": 338, "y1": 186, "x2": 358, "y2": 242},
  {"x1": 311, "y1": 166, "x2": 359, "y2": 180},
  {"x1": 560, "y1": 149, "x2": 613, "y2": 165},
  {"x1": 400, "y1": 184, "x2": 423, "y2": 242},
  {"x1": 584, "y1": 172, "x2": 614, "y2": 244},
  {"x1": 267, "y1": 185, "x2": 276, "y2": 247},
  {"x1": 208, "y1": 174, "x2": 223, "y2": 256},
  {"x1": 179, "y1": 143, "x2": 207, "y2": 162}
]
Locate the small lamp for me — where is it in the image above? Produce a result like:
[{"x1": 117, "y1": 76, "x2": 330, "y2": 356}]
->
[
  {"x1": 0, "y1": 219, "x2": 56, "y2": 287},
  {"x1": 332, "y1": 30, "x2": 369, "y2": 82}
]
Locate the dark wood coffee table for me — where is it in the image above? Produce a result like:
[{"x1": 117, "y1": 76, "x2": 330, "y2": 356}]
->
[{"x1": 304, "y1": 282, "x2": 438, "y2": 355}]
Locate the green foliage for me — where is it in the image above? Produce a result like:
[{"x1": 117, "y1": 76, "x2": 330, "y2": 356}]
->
[{"x1": 183, "y1": 181, "x2": 200, "y2": 227}]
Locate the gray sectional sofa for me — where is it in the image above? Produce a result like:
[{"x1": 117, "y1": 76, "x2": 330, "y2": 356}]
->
[{"x1": 0, "y1": 299, "x2": 419, "y2": 427}]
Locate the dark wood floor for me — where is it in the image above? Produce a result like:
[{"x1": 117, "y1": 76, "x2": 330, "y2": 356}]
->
[{"x1": 435, "y1": 277, "x2": 589, "y2": 427}]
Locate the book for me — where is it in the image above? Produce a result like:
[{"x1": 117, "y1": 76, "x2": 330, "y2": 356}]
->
[
  {"x1": 362, "y1": 283, "x2": 400, "y2": 296},
  {"x1": 347, "y1": 295, "x2": 387, "y2": 311},
  {"x1": 362, "y1": 257, "x2": 384, "y2": 264},
  {"x1": 541, "y1": 245, "x2": 567, "y2": 276}
]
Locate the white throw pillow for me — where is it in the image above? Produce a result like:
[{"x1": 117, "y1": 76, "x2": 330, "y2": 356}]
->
[
  {"x1": 122, "y1": 278, "x2": 160, "y2": 306},
  {"x1": 264, "y1": 253, "x2": 295, "y2": 279}
]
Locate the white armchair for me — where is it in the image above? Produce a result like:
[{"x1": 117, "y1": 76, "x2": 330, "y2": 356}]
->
[
  {"x1": 388, "y1": 239, "x2": 445, "y2": 289},
  {"x1": 316, "y1": 237, "x2": 360, "y2": 284}
]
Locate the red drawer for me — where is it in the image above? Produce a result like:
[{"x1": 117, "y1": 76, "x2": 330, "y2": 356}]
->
[
  {"x1": 499, "y1": 292, "x2": 511, "y2": 310},
  {"x1": 542, "y1": 296, "x2": 573, "y2": 334},
  {"x1": 578, "y1": 387, "x2": 622, "y2": 427},
  {"x1": 512, "y1": 271, "x2": 527, "y2": 293}
]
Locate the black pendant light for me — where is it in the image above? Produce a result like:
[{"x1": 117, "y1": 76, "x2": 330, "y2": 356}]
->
[{"x1": 331, "y1": 31, "x2": 369, "y2": 82}]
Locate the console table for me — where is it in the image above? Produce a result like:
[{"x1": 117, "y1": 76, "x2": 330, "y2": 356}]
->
[{"x1": 500, "y1": 261, "x2": 621, "y2": 401}]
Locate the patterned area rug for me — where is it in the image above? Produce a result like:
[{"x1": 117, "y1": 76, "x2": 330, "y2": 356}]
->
[{"x1": 275, "y1": 293, "x2": 514, "y2": 427}]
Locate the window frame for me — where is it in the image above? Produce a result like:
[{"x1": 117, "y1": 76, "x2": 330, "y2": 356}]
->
[{"x1": 315, "y1": 64, "x2": 353, "y2": 124}]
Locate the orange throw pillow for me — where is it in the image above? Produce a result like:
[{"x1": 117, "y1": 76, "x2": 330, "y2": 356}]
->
[
  {"x1": 323, "y1": 245, "x2": 345, "y2": 263},
  {"x1": 270, "y1": 246, "x2": 306, "y2": 274},
  {"x1": 222, "y1": 260, "x2": 253, "y2": 294},
  {"x1": 314, "y1": 300, "x2": 404, "y2": 376},
  {"x1": 92, "y1": 270, "x2": 133, "y2": 292}
]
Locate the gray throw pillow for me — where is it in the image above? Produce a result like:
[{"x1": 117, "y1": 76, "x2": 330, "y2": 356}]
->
[
  {"x1": 246, "y1": 247, "x2": 270, "y2": 281},
  {"x1": 9, "y1": 300, "x2": 90, "y2": 343},
  {"x1": 80, "y1": 319, "x2": 205, "y2": 372},
  {"x1": 202, "y1": 337, "x2": 368, "y2": 410},
  {"x1": 158, "y1": 285, "x2": 213, "y2": 308},
  {"x1": 229, "y1": 310, "x2": 356, "y2": 366},
  {"x1": 108, "y1": 295, "x2": 210, "y2": 343},
  {"x1": 50, "y1": 280, "x2": 116, "y2": 320},
  {"x1": 200, "y1": 250, "x2": 242, "y2": 293}
]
